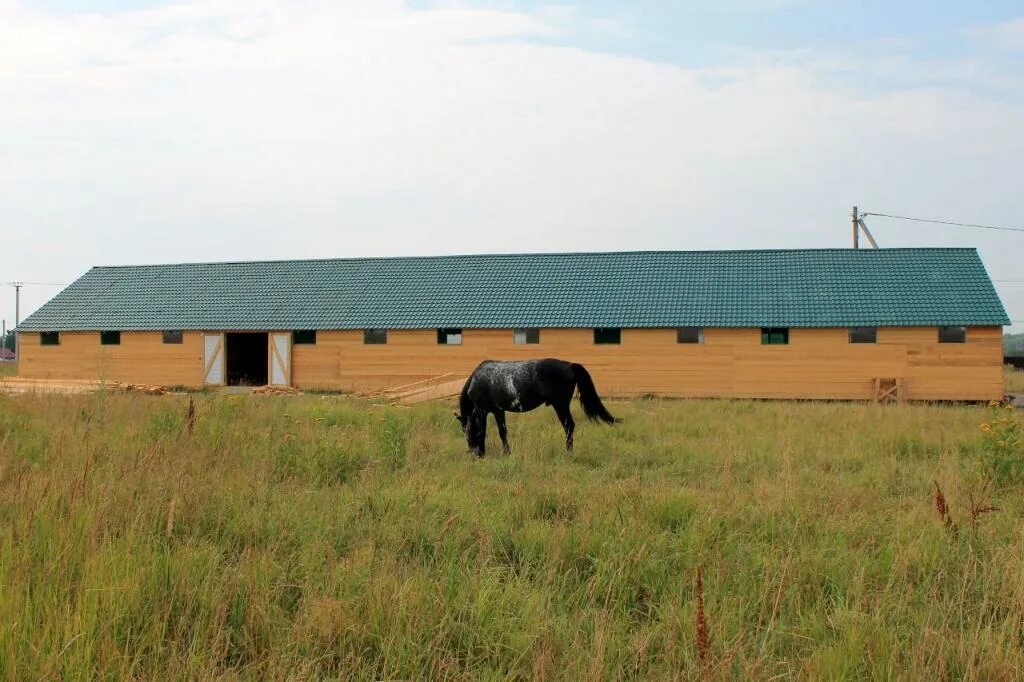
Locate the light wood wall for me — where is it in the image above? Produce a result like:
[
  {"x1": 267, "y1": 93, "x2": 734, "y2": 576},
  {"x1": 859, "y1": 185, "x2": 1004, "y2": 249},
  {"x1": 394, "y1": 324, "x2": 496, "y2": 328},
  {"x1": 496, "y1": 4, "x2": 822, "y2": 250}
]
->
[
  {"x1": 18, "y1": 326, "x2": 1005, "y2": 401},
  {"x1": 17, "y1": 331, "x2": 204, "y2": 387},
  {"x1": 292, "y1": 326, "x2": 1005, "y2": 401}
]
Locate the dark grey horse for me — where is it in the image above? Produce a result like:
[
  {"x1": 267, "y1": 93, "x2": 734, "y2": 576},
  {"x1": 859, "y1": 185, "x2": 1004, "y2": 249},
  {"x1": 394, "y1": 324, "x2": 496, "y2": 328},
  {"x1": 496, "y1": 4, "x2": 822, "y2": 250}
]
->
[{"x1": 455, "y1": 358, "x2": 618, "y2": 456}]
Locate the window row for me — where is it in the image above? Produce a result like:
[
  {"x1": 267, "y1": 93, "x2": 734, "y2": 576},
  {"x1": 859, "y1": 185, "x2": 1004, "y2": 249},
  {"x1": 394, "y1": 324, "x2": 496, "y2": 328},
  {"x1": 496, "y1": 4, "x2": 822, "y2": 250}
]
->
[
  {"x1": 292, "y1": 328, "x2": 544, "y2": 346},
  {"x1": 35, "y1": 326, "x2": 971, "y2": 347},
  {"x1": 40, "y1": 330, "x2": 180, "y2": 346},
  {"x1": 295, "y1": 326, "x2": 969, "y2": 346}
]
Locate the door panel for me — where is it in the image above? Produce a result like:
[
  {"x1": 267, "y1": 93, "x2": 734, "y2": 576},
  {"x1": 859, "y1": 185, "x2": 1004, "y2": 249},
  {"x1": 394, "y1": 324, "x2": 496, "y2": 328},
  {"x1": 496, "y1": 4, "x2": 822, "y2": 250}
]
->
[
  {"x1": 203, "y1": 334, "x2": 225, "y2": 386},
  {"x1": 269, "y1": 332, "x2": 291, "y2": 386}
]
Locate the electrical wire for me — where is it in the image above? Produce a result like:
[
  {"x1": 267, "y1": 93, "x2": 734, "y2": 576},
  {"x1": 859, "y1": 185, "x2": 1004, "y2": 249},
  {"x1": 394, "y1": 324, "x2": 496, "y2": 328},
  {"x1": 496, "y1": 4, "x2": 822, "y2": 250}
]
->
[{"x1": 861, "y1": 212, "x2": 1024, "y2": 234}]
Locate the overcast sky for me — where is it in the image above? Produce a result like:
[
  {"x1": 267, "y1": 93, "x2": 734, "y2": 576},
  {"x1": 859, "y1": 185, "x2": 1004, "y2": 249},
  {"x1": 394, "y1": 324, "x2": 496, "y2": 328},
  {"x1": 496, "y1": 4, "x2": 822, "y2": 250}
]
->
[{"x1": 3, "y1": 0, "x2": 1023, "y2": 331}]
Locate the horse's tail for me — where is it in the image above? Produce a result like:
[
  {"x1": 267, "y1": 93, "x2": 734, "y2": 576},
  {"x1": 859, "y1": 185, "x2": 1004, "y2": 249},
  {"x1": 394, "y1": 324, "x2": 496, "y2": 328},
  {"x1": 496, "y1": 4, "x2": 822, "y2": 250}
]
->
[{"x1": 570, "y1": 363, "x2": 618, "y2": 424}]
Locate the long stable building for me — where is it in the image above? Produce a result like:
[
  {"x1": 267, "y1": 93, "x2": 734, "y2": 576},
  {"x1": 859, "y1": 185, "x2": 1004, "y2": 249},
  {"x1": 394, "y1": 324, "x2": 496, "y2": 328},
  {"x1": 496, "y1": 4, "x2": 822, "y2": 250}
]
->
[{"x1": 16, "y1": 249, "x2": 1010, "y2": 401}]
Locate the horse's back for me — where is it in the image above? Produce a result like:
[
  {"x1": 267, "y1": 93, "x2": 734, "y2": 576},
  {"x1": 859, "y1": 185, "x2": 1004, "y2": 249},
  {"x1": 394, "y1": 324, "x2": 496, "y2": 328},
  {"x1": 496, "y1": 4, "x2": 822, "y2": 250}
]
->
[{"x1": 466, "y1": 358, "x2": 575, "y2": 411}]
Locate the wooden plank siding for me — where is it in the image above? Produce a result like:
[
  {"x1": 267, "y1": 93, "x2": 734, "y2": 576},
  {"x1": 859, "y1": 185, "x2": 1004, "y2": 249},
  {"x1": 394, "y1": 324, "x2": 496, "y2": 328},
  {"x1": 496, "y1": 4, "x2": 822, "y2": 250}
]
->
[
  {"x1": 293, "y1": 327, "x2": 1005, "y2": 400},
  {"x1": 18, "y1": 326, "x2": 1005, "y2": 400},
  {"x1": 17, "y1": 331, "x2": 204, "y2": 387}
]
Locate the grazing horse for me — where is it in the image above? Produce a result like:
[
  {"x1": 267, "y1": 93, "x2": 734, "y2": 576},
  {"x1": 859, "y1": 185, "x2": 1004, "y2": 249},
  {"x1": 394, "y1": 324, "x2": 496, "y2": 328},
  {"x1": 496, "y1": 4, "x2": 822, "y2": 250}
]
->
[{"x1": 455, "y1": 358, "x2": 618, "y2": 456}]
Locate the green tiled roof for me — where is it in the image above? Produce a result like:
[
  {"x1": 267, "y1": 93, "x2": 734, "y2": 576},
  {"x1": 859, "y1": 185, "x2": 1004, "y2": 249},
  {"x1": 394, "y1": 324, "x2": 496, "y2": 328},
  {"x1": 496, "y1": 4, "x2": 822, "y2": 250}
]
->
[{"x1": 17, "y1": 249, "x2": 1009, "y2": 331}]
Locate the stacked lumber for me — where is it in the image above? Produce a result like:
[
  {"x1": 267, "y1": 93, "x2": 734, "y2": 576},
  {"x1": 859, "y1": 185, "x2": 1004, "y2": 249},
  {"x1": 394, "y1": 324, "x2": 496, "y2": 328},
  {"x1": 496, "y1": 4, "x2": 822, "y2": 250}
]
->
[
  {"x1": 0, "y1": 377, "x2": 173, "y2": 396},
  {"x1": 0, "y1": 377, "x2": 119, "y2": 395},
  {"x1": 252, "y1": 384, "x2": 302, "y2": 396},
  {"x1": 122, "y1": 383, "x2": 168, "y2": 395},
  {"x1": 363, "y1": 374, "x2": 466, "y2": 406},
  {"x1": 358, "y1": 373, "x2": 454, "y2": 399}
]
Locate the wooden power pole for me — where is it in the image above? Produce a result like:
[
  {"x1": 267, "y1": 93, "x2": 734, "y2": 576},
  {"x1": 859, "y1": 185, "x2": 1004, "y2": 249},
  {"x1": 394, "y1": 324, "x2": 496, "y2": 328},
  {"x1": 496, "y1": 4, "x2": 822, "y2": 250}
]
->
[
  {"x1": 12, "y1": 282, "x2": 22, "y2": 363},
  {"x1": 852, "y1": 206, "x2": 859, "y2": 249}
]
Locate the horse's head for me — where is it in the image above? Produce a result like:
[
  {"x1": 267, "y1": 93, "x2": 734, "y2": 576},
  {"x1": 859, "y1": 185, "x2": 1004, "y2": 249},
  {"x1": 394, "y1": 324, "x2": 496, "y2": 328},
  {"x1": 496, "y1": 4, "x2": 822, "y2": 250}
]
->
[{"x1": 454, "y1": 411, "x2": 483, "y2": 455}]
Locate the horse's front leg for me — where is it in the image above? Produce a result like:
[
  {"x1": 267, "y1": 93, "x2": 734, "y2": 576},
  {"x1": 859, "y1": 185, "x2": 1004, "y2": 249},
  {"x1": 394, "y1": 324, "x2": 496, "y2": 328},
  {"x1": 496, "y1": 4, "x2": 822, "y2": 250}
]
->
[
  {"x1": 553, "y1": 402, "x2": 575, "y2": 451},
  {"x1": 472, "y1": 408, "x2": 488, "y2": 457},
  {"x1": 494, "y1": 410, "x2": 511, "y2": 455}
]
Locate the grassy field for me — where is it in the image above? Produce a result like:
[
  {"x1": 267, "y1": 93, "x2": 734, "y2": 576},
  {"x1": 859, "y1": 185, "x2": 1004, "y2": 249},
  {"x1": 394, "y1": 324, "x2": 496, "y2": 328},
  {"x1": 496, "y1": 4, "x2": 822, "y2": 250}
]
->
[
  {"x1": 0, "y1": 392, "x2": 1022, "y2": 679},
  {"x1": 0, "y1": 363, "x2": 15, "y2": 378}
]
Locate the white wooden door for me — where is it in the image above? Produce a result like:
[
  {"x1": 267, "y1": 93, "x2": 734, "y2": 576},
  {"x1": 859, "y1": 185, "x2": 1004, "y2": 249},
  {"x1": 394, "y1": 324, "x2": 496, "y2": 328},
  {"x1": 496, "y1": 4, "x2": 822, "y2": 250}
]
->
[
  {"x1": 269, "y1": 332, "x2": 291, "y2": 386},
  {"x1": 203, "y1": 334, "x2": 225, "y2": 386}
]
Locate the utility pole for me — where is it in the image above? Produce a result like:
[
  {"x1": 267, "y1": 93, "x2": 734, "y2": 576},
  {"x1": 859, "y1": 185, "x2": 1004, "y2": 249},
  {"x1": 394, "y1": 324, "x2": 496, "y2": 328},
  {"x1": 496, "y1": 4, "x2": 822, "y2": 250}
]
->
[
  {"x1": 852, "y1": 206, "x2": 859, "y2": 249},
  {"x1": 12, "y1": 282, "x2": 22, "y2": 363}
]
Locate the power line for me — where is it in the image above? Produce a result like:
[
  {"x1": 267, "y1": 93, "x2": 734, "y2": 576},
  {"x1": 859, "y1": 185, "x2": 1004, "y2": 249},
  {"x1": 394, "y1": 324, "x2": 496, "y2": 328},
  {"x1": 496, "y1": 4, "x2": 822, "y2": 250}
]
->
[
  {"x1": 861, "y1": 212, "x2": 1024, "y2": 234},
  {"x1": 4, "y1": 281, "x2": 66, "y2": 287}
]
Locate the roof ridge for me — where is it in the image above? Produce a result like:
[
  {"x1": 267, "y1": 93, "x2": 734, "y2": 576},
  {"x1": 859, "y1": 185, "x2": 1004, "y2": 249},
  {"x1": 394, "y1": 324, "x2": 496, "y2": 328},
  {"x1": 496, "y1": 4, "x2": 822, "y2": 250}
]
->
[{"x1": 89, "y1": 247, "x2": 980, "y2": 270}]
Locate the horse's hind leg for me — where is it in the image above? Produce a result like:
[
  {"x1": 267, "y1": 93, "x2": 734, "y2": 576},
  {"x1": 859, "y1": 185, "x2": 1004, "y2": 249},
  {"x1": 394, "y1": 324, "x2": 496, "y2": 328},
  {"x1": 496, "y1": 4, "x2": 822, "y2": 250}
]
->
[
  {"x1": 494, "y1": 411, "x2": 511, "y2": 455},
  {"x1": 553, "y1": 402, "x2": 575, "y2": 451}
]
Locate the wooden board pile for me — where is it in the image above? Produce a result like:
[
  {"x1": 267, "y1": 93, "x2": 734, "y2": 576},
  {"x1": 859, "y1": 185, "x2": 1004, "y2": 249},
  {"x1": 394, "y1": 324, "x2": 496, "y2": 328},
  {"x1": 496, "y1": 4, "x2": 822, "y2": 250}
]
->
[
  {"x1": 252, "y1": 384, "x2": 302, "y2": 396},
  {"x1": 121, "y1": 383, "x2": 168, "y2": 395},
  {"x1": 0, "y1": 377, "x2": 171, "y2": 396},
  {"x1": 362, "y1": 374, "x2": 467, "y2": 406},
  {"x1": 0, "y1": 377, "x2": 132, "y2": 395}
]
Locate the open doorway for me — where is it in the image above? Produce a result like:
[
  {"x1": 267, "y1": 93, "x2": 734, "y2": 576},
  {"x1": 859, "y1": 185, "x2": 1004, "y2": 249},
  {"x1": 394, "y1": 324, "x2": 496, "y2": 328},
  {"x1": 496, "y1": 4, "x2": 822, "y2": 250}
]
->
[{"x1": 225, "y1": 333, "x2": 268, "y2": 386}]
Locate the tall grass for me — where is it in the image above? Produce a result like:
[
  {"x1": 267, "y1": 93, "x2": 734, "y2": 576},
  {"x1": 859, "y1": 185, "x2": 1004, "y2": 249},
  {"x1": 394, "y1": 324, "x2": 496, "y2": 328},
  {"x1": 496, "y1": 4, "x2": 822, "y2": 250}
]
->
[
  {"x1": 0, "y1": 392, "x2": 1022, "y2": 679},
  {"x1": 0, "y1": 364, "x2": 15, "y2": 378}
]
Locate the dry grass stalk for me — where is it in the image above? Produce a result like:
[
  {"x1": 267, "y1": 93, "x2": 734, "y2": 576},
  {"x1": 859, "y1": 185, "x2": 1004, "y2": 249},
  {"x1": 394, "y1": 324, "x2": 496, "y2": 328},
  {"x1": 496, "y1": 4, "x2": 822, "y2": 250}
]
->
[
  {"x1": 695, "y1": 565, "x2": 711, "y2": 668},
  {"x1": 933, "y1": 480, "x2": 957, "y2": 532},
  {"x1": 165, "y1": 498, "x2": 176, "y2": 538},
  {"x1": 437, "y1": 514, "x2": 460, "y2": 543},
  {"x1": 969, "y1": 492, "x2": 999, "y2": 529},
  {"x1": 186, "y1": 396, "x2": 196, "y2": 436}
]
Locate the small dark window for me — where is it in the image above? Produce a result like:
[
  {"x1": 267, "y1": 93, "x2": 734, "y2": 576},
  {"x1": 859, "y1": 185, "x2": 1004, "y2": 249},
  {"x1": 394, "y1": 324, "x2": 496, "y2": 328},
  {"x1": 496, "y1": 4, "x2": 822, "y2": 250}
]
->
[
  {"x1": 293, "y1": 330, "x2": 317, "y2": 345},
  {"x1": 437, "y1": 328, "x2": 463, "y2": 345},
  {"x1": 40, "y1": 332, "x2": 60, "y2": 346},
  {"x1": 848, "y1": 327, "x2": 877, "y2": 344},
  {"x1": 514, "y1": 328, "x2": 540, "y2": 344},
  {"x1": 100, "y1": 331, "x2": 121, "y2": 346},
  {"x1": 938, "y1": 326, "x2": 967, "y2": 344},
  {"x1": 677, "y1": 327, "x2": 703, "y2": 344},
  {"x1": 594, "y1": 328, "x2": 621, "y2": 345},
  {"x1": 761, "y1": 328, "x2": 789, "y2": 345},
  {"x1": 162, "y1": 330, "x2": 183, "y2": 344},
  {"x1": 363, "y1": 329, "x2": 388, "y2": 345}
]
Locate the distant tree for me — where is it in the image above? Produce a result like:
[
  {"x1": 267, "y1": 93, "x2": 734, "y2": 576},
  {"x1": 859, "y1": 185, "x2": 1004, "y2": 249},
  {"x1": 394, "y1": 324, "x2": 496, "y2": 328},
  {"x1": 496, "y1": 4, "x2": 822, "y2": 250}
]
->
[
  {"x1": 1, "y1": 331, "x2": 13, "y2": 352},
  {"x1": 1006, "y1": 333, "x2": 1024, "y2": 357}
]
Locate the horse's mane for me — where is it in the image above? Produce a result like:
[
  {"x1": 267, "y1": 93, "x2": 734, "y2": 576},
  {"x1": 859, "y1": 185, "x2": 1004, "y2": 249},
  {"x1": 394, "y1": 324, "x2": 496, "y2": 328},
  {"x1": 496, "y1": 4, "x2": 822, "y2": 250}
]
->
[{"x1": 458, "y1": 376, "x2": 473, "y2": 418}]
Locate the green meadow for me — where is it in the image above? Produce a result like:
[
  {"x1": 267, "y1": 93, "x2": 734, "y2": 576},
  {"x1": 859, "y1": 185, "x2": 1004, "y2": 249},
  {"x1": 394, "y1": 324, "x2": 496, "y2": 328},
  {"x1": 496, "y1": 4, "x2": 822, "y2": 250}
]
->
[{"x1": 0, "y1": 389, "x2": 1022, "y2": 679}]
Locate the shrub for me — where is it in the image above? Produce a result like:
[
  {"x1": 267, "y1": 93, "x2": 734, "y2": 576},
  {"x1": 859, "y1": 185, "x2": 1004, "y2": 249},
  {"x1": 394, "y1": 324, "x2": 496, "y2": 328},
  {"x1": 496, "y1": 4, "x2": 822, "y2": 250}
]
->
[{"x1": 979, "y1": 402, "x2": 1023, "y2": 485}]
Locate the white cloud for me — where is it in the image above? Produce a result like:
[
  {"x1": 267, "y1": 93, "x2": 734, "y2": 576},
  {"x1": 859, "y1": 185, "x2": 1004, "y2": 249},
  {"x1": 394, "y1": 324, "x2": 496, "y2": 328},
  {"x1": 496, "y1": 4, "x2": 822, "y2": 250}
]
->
[
  {"x1": 968, "y1": 17, "x2": 1024, "y2": 51},
  {"x1": 1, "y1": 0, "x2": 1022, "y2": 329}
]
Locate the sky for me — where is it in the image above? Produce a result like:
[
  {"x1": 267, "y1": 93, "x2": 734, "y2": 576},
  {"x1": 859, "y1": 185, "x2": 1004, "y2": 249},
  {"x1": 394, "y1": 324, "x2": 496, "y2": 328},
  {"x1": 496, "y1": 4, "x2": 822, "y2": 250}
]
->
[{"x1": 2, "y1": 0, "x2": 1023, "y2": 332}]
